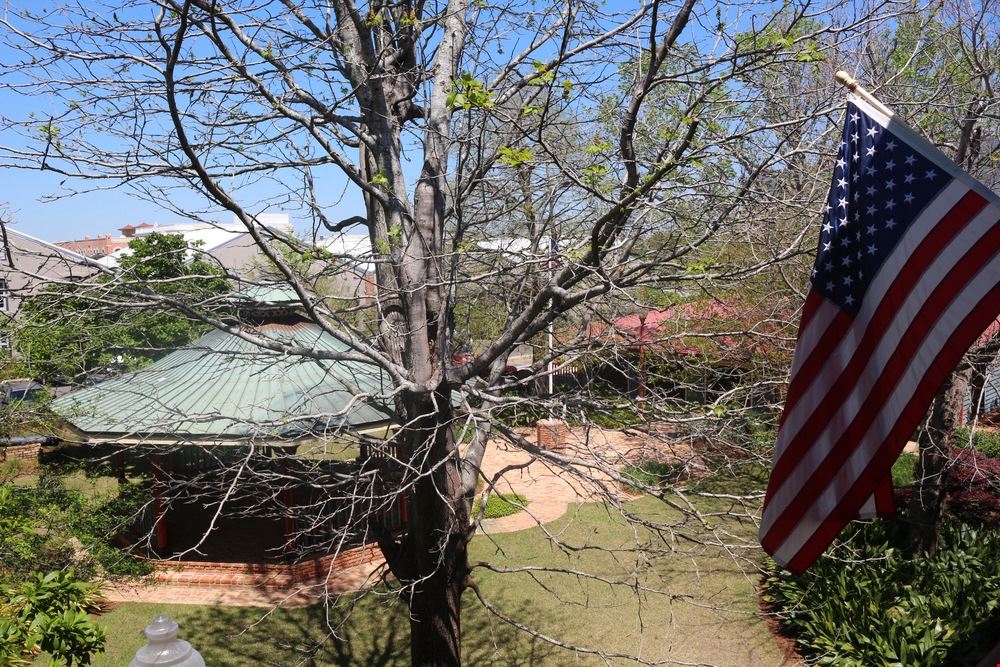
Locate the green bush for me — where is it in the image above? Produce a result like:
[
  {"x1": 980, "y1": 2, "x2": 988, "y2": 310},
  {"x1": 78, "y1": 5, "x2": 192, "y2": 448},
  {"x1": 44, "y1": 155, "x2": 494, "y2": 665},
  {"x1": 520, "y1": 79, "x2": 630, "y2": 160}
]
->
[
  {"x1": 493, "y1": 395, "x2": 549, "y2": 428},
  {"x1": 472, "y1": 492, "x2": 528, "y2": 519},
  {"x1": 745, "y1": 411, "x2": 778, "y2": 454},
  {"x1": 0, "y1": 569, "x2": 106, "y2": 666},
  {"x1": 763, "y1": 520, "x2": 1000, "y2": 666},
  {"x1": 583, "y1": 404, "x2": 643, "y2": 429},
  {"x1": 953, "y1": 426, "x2": 1000, "y2": 458},
  {"x1": 0, "y1": 477, "x2": 150, "y2": 584},
  {"x1": 0, "y1": 458, "x2": 31, "y2": 483}
]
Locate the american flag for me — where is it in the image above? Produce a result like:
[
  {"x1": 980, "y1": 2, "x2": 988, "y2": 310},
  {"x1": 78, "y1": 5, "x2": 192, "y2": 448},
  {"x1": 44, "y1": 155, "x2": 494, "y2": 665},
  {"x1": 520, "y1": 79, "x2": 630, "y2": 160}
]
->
[{"x1": 760, "y1": 95, "x2": 1000, "y2": 574}]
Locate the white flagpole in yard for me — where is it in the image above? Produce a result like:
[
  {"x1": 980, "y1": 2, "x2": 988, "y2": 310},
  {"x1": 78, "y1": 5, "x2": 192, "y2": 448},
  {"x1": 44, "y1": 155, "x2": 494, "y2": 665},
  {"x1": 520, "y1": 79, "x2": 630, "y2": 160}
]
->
[{"x1": 760, "y1": 69, "x2": 1000, "y2": 573}]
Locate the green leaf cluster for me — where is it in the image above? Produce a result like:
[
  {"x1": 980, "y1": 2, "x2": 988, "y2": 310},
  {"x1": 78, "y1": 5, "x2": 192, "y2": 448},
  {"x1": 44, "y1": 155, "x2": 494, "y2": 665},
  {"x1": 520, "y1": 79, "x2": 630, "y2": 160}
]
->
[
  {"x1": 398, "y1": 11, "x2": 420, "y2": 28},
  {"x1": 0, "y1": 569, "x2": 106, "y2": 666},
  {"x1": 763, "y1": 521, "x2": 1000, "y2": 666},
  {"x1": 585, "y1": 140, "x2": 613, "y2": 156},
  {"x1": 497, "y1": 146, "x2": 533, "y2": 168},
  {"x1": 528, "y1": 61, "x2": 555, "y2": 85},
  {"x1": 446, "y1": 72, "x2": 494, "y2": 110},
  {"x1": 581, "y1": 163, "x2": 608, "y2": 186}
]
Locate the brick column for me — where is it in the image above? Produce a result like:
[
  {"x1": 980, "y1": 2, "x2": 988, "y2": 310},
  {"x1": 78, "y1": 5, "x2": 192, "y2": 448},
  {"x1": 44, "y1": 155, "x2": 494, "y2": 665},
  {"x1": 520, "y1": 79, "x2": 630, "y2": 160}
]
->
[
  {"x1": 151, "y1": 454, "x2": 169, "y2": 552},
  {"x1": 536, "y1": 419, "x2": 568, "y2": 451},
  {"x1": 282, "y1": 457, "x2": 296, "y2": 553}
]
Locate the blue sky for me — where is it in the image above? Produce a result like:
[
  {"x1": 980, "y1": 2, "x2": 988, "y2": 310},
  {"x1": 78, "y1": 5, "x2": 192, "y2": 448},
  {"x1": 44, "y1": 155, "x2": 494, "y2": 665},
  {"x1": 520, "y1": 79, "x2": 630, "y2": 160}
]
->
[{"x1": 0, "y1": 0, "x2": 724, "y2": 243}]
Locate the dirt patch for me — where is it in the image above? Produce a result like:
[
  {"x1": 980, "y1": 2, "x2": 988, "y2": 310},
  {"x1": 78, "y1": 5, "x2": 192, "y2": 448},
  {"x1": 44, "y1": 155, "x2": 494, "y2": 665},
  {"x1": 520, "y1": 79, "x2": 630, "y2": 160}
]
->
[{"x1": 756, "y1": 581, "x2": 805, "y2": 667}]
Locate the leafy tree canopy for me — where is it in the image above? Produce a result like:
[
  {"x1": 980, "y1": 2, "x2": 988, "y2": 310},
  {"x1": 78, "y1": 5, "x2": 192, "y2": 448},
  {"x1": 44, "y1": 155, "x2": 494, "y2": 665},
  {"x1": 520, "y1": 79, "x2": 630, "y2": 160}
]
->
[{"x1": 8, "y1": 232, "x2": 229, "y2": 385}]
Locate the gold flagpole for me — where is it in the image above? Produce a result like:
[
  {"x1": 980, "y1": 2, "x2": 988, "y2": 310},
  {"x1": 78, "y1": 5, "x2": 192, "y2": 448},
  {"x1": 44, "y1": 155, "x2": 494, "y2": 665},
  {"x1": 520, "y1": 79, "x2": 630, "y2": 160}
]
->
[{"x1": 834, "y1": 71, "x2": 894, "y2": 118}]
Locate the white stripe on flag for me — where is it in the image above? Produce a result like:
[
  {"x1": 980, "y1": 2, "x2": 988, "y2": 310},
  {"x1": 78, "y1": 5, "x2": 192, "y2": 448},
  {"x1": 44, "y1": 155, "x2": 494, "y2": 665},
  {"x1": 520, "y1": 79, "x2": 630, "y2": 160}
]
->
[{"x1": 857, "y1": 494, "x2": 877, "y2": 519}]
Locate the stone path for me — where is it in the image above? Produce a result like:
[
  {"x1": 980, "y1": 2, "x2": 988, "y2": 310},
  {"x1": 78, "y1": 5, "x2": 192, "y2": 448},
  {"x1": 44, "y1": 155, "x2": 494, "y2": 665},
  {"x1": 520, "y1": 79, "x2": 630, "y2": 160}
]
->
[{"x1": 476, "y1": 424, "x2": 699, "y2": 534}]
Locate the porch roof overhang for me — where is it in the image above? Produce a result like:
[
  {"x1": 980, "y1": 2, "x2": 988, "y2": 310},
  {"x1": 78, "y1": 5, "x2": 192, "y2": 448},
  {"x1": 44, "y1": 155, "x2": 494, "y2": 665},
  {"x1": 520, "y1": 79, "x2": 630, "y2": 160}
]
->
[{"x1": 51, "y1": 322, "x2": 396, "y2": 443}]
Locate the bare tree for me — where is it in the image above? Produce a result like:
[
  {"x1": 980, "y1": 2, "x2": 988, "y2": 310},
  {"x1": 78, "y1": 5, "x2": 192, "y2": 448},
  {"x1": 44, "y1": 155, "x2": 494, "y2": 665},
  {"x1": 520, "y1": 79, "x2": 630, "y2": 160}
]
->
[{"x1": 0, "y1": 1, "x2": 916, "y2": 665}]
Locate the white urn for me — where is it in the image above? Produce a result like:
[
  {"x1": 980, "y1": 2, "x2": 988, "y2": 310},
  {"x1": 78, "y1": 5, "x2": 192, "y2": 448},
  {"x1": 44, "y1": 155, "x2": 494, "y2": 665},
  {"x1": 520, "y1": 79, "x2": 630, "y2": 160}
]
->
[{"x1": 128, "y1": 615, "x2": 206, "y2": 667}]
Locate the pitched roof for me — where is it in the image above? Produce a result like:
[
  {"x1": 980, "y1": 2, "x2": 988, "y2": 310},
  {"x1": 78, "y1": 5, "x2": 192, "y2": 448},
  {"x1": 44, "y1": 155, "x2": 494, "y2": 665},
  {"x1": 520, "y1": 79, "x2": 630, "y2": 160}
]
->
[
  {"x1": 592, "y1": 299, "x2": 790, "y2": 359},
  {"x1": 1, "y1": 226, "x2": 103, "y2": 269},
  {"x1": 52, "y1": 322, "x2": 394, "y2": 442}
]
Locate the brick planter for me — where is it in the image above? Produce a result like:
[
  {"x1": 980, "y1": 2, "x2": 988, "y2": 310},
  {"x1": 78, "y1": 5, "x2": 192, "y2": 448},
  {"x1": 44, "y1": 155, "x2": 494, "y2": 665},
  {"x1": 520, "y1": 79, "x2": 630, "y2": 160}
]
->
[
  {"x1": 149, "y1": 543, "x2": 384, "y2": 588},
  {"x1": 536, "y1": 419, "x2": 568, "y2": 451}
]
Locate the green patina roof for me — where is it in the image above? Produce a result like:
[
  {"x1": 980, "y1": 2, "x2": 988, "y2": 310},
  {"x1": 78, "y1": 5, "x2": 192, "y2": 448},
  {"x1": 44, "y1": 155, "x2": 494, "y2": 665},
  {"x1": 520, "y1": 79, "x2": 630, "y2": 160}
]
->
[
  {"x1": 230, "y1": 283, "x2": 302, "y2": 305},
  {"x1": 52, "y1": 322, "x2": 395, "y2": 442}
]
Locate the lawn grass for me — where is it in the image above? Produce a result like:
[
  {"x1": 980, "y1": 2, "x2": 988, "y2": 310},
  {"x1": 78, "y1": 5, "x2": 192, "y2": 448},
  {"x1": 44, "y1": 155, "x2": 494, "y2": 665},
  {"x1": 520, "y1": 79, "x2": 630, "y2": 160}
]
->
[
  {"x1": 295, "y1": 438, "x2": 361, "y2": 462},
  {"x1": 12, "y1": 470, "x2": 130, "y2": 497},
  {"x1": 892, "y1": 452, "x2": 918, "y2": 487},
  {"x1": 70, "y1": 494, "x2": 780, "y2": 667},
  {"x1": 471, "y1": 492, "x2": 527, "y2": 519}
]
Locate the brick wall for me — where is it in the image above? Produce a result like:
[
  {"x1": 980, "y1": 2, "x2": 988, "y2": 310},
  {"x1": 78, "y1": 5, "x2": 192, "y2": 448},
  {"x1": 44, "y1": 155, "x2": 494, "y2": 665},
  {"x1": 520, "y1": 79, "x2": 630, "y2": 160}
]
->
[{"x1": 1, "y1": 443, "x2": 41, "y2": 472}]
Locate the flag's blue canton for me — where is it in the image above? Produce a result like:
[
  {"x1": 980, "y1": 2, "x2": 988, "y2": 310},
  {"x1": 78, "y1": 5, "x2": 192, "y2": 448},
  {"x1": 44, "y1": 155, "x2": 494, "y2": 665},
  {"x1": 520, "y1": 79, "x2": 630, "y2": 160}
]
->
[{"x1": 812, "y1": 102, "x2": 952, "y2": 316}]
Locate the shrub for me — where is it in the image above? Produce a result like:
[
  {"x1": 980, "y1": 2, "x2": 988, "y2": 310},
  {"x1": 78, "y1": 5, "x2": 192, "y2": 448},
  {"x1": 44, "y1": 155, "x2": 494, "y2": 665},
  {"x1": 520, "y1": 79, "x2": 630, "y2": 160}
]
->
[
  {"x1": 745, "y1": 411, "x2": 778, "y2": 454},
  {"x1": 584, "y1": 404, "x2": 644, "y2": 429},
  {"x1": 763, "y1": 520, "x2": 1000, "y2": 666},
  {"x1": 621, "y1": 460, "x2": 682, "y2": 493},
  {"x1": 953, "y1": 426, "x2": 1000, "y2": 458},
  {"x1": 472, "y1": 492, "x2": 528, "y2": 520},
  {"x1": 891, "y1": 452, "x2": 917, "y2": 487},
  {"x1": 943, "y1": 449, "x2": 1000, "y2": 527},
  {"x1": 0, "y1": 458, "x2": 31, "y2": 483},
  {"x1": 0, "y1": 569, "x2": 106, "y2": 666},
  {"x1": 0, "y1": 477, "x2": 151, "y2": 584},
  {"x1": 493, "y1": 395, "x2": 549, "y2": 428}
]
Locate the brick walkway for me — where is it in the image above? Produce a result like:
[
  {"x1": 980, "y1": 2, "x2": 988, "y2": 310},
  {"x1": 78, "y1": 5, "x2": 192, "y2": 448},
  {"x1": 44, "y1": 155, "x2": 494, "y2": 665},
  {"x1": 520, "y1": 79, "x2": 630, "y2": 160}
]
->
[
  {"x1": 477, "y1": 424, "x2": 694, "y2": 533},
  {"x1": 102, "y1": 545, "x2": 385, "y2": 608}
]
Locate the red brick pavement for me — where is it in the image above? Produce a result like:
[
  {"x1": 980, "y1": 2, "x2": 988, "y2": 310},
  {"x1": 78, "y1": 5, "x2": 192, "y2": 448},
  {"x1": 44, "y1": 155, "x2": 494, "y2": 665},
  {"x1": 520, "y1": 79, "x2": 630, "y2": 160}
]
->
[{"x1": 103, "y1": 544, "x2": 385, "y2": 608}]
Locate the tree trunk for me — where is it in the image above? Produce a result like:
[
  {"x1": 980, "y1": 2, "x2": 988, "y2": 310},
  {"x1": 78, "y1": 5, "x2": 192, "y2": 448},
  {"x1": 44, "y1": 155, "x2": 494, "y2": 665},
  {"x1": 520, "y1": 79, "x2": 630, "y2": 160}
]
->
[
  {"x1": 400, "y1": 390, "x2": 470, "y2": 667},
  {"x1": 908, "y1": 366, "x2": 970, "y2": 555},
  {"x1": 408, "y1": 534, "x2": 467, "y2": 666}
]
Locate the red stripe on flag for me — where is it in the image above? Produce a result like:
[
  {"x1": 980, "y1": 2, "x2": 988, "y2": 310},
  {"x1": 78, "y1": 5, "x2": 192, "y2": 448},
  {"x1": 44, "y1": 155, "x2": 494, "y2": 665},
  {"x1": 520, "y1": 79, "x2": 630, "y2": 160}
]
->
[
  {"x1": 784, "y1": 276, "x2": 1000, "y2": 573},
  {"x1": 799, "y1": 289, "x2": 823, "y2": 333},
  {"x1": 764, "y1": 191, "x2": 987, "y2": 510},
  {"x1": 762, "y1": 208, "x2": 1000, "y2": 553},
  {"x1": 874, "y1": 474, "x2": 894, "y2": 517}
]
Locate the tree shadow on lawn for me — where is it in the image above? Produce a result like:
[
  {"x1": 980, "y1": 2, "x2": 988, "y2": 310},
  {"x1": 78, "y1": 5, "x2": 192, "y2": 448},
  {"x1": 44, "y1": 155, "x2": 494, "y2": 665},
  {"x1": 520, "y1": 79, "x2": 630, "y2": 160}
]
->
[{"x1": 147, "y1": 592, "x2": 557, "y2": 667}]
